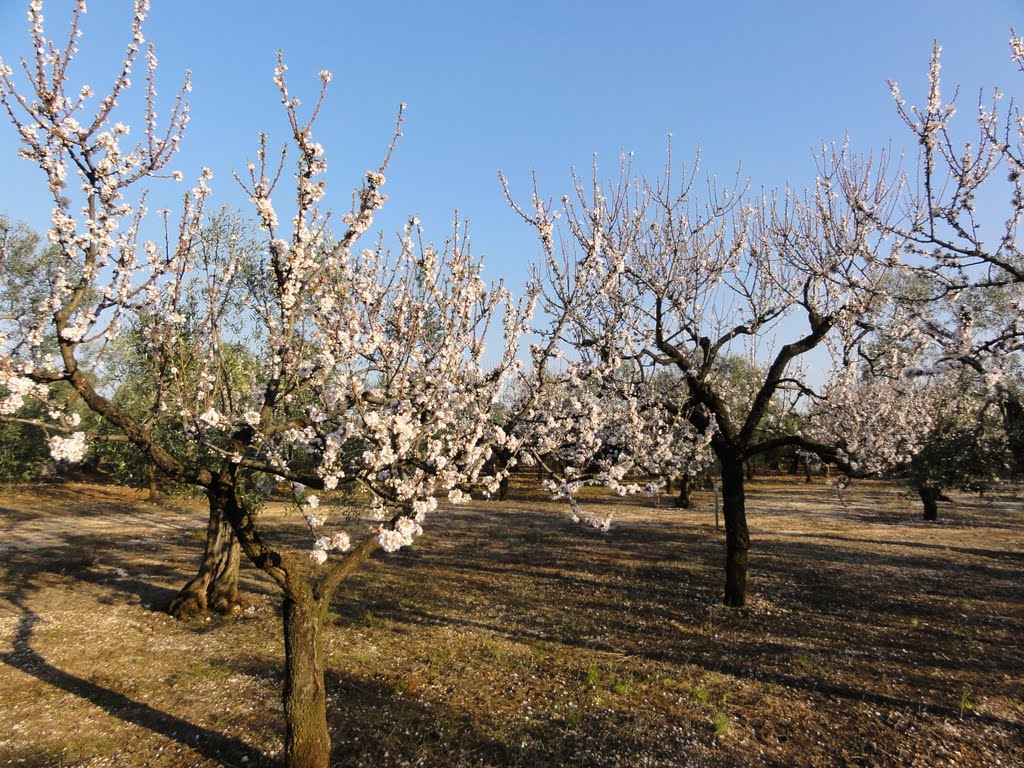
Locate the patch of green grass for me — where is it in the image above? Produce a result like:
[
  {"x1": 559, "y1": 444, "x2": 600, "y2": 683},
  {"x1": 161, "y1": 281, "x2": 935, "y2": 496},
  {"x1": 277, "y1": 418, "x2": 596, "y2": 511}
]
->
[
  {"x1": 334, "y1": 646, "x2": 377, "y2": 668},
  {"x1": 528, "y1": 643, "x2": 551, "y2": 668},
  {"x1": 611, "y1": 675, "x2": 633, "y2": 695},
  {"x1": 794, "y1": 650, "x2": 814, "y2": 668},
  {"x1": 958, "y1": 688, "x2": 976, "y2": 717},
  {"x1": 712, "y1": 710, "x2": 730, "y2": 735},
  {"x1": 687, "y1": 681, "x2": 712, "y2": 704},
  {"x1": 583, "y1": 662, "x2": 633, "y2": 696},
  {"x1": 427, "y1": 647, "x2": 455, "y2": 678},
  {"x1": 189, "y1": 660, "x2": 231, "y2": 680}
]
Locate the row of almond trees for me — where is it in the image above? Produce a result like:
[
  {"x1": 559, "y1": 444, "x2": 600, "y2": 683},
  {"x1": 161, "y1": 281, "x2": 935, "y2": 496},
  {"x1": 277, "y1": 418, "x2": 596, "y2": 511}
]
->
[{"x1": 1, "y1": 3, "x2": 1022, "y2": 766}]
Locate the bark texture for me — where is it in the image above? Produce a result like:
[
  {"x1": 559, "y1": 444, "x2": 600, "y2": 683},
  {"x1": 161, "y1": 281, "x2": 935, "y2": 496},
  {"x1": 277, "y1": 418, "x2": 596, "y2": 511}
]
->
[
  {"x1": 283, "y1": 590, "x2": 330, "y2": 768},
  {"x1": 674, "y1": 475, "x2": 693, "y2": 509},
  {"x1": 918, "y1": 485, "x2": 941, "y2": 521},
  {"x1": 721, "y1": 458, "x2": 750, "y2": 607},
  {"x1": 167, "y1": 492, "x2": 241, "y2": 619}
]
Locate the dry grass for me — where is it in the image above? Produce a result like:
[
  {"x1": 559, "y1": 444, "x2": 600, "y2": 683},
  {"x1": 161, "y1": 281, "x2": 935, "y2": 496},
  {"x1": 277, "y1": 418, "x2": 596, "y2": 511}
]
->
[{"x1": 0, "y1": 476, "x2": 1021, "y2": 767}]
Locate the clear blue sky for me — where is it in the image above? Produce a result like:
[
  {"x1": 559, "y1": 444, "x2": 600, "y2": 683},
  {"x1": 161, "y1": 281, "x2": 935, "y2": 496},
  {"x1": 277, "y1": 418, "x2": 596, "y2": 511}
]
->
[{"x1": 0, "y1": 0, "x2": 1020, "y2": 291}]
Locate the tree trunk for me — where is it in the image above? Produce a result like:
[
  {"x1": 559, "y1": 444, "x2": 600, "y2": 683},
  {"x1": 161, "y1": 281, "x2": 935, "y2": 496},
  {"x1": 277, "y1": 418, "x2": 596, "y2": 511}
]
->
[
  {"x1": 283, "y1": 588, "x2": 330, "y2": 768},
  {"x1": 918, "y1": 485, "x2": 940, "y2": 521},
  {"x1": 167, "y1": 491, "x2": 241, "y2": 619},
  {"x1": 146, "y1": 464, "x2": 161, "y2": 501},
  {"x1": 1001, "y1": 391, "x2": 1024, "y2": 473},
  {"x1": 745, "y1": 460, "x2": 755, "y2": 480},
  {"x1": 674, "y1": 475, "x2": 692, "y2": 509},
  {"x1": 214, "y1": 472, "x2": 335, "y2": 768},
  {"x1": 208, "y1": 460, "x2": 389, "y2": 768},
  {"x1": 720, "y1": 458, "x2": 749, "y2": 607}
]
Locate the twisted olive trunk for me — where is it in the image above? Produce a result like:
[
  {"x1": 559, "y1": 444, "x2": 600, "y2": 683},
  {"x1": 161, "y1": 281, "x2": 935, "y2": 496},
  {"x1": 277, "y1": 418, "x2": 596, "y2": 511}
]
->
[
  {"x1": 918, "y1": 485, "x2": 941, "y2": 521},
  {"x1": 146, "y1": 464, "x2": 161, "y2": 501},
  {"x1": 167, "y1": 491, "x2": 241, "y2": 618},
  {"x1": 674, "y1": 474, "x2": 692, "y2": 509}
]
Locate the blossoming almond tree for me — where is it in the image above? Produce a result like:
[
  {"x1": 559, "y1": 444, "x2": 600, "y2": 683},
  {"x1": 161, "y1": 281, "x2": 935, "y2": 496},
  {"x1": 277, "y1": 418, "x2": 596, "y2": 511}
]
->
[
  {"x1": 508, "y1": 355, "x2": 715, "y2": 529},
  {"x1": 0, "y1": 3, "x2": 528, "y2": 765},
  {"x1": 809, "y1": 354, "x2": 1020, "y2": 519},
  {"x1": 0, "y1": 2, "x2": 241, "y2": 613},
  {"x1": 498, "y1": 167, "x2": 716, "y2": 528},
  {"x1": 839, "y1": 38, "x2": 1024, "y2": 436},
  {"x1": 508, "y1": 147, "x2": 908, "y2": 607}
]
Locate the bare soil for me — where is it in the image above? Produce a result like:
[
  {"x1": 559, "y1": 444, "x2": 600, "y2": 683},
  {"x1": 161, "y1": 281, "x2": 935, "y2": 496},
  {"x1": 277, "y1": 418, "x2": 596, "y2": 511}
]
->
[{"x1": 0, "y1": 477, "x2": 1021, "y2": 767}]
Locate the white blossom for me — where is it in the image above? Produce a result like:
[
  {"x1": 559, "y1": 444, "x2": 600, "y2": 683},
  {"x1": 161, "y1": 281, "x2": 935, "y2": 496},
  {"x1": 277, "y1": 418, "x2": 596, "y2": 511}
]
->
[{"x1": 48, "y1": 432, "x2": 88, "y2": 463}]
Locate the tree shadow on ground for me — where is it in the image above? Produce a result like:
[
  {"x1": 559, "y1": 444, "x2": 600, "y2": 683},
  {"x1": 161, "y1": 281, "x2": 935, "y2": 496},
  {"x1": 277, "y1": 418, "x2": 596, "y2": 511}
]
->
[
  {"x1": 0, "y1": 582, "x2": 273, "y2": 767},
  {"x1": 342, "y1": 596, "x2": 1024, "y2": 734},
  {"x1": 774, "y1": 529, "x2": 1024, "y2": 565},
  {"x1": 223, "y1": 652, "x2": 714, "y2": 768},
  {"x1": 329, "y1": 670, "x2": 515, "y2": 766},
  {"x1": 335, "y1": 501, "x2": 1024, "y2": 742},
  {"x1": 4, "y1": 526, "x2": 280, "y2": 613}
]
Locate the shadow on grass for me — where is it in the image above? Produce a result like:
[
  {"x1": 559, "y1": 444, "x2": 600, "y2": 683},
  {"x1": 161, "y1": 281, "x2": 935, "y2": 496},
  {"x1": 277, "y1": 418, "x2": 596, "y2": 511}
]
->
[
  {"x1": 222, "y1": 654, "x2": 668, "y2": 768},
  {"x1": 7, "y1": 529, "x2": 280, "y2": 614},
  {"x1": 1, "y1": 582, "x2": 273, "y2": 768},
  {"x1": 337, "y1": 503, "x2": 1024, "y2": 740},
  {"x1": 329, "y1": 670, "x2": 516, "y2": 766},
  {"x1": 774, "y1": 529, "x2": 1024, "y2": 565}
]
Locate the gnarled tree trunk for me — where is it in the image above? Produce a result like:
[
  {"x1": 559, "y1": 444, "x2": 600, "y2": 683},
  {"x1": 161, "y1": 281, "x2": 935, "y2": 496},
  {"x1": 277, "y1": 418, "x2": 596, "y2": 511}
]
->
[
  {"x1": 674, "y1": 474, "x2": 692, "y2": 509},
  {"x1": 918, "y1": 484, "x2": 941, "y2": 521},
  {"x1": 167, "y1": 491, "x2": 241, "y2": 619},
  {"x1": 1001, "y1": 392, "x2": 1024, "y2": 472},
  {"x1": 208, "y1": 464, "x2": 383, "y2": 768}
]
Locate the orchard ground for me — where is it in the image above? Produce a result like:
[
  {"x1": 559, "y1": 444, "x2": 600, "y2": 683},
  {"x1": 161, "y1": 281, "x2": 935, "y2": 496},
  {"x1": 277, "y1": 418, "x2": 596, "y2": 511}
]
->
[{"x1": 0, "y1": 476, "x2": 1021, "y2": 768}]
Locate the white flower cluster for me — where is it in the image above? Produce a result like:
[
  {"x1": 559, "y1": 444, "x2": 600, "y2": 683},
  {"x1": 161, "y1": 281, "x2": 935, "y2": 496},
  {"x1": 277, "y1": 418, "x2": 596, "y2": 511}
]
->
[
  {"x1": 308, "y1": 532, "x2": 351, "y2": 565},
  {"x1": 198, "y1": 408, "x2": 222, "y2": 428},
  {"x1": 1, "y1": 8, "x2": 524, "y2": 574},
  {"x1": 0, "y1": 375, "x2": 46, "y2": 415},
  {"x1": 810, "y1": 361, "x2": 940, "y2": 475},
  {"x1": 47, "y1": 432, "x2": 88, "y2": 463},
  {"x1": 378, "y1": 517, "x2": 423, "y2": 553},
  {"x1": 521, "y1": 344, "x2": 716, "y2": 525}
]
